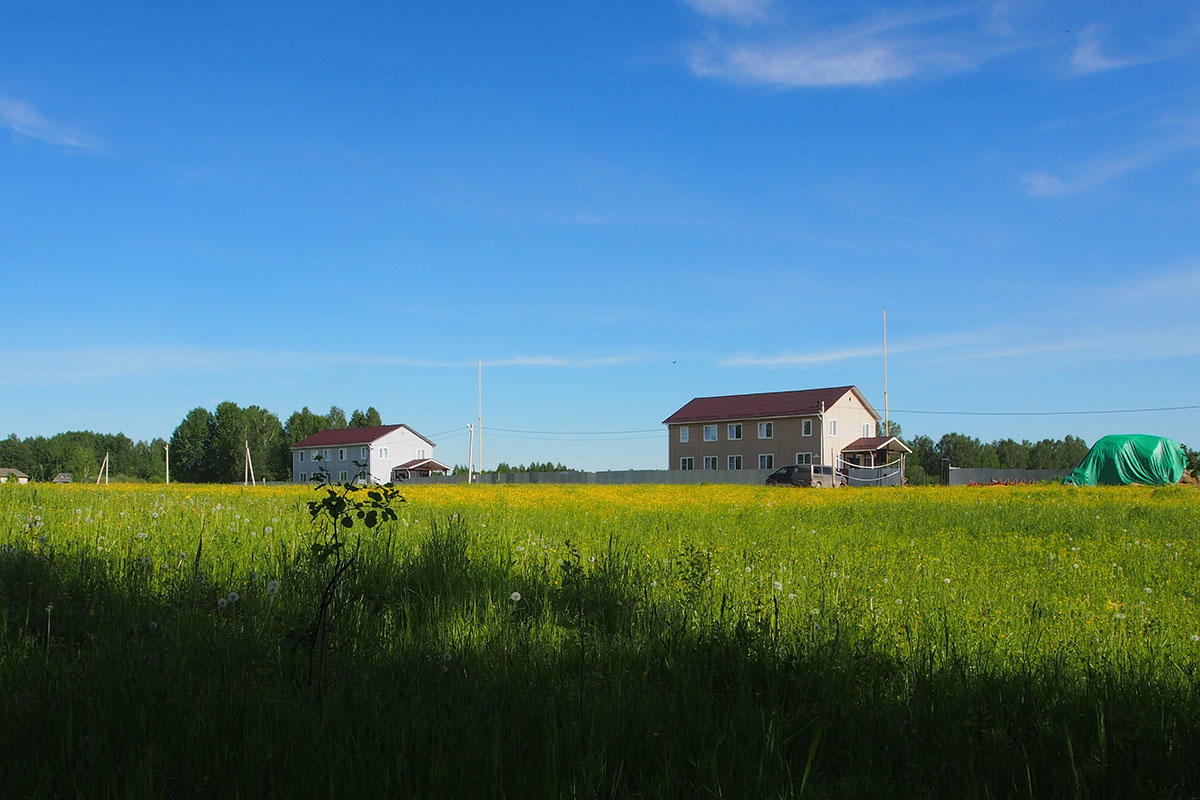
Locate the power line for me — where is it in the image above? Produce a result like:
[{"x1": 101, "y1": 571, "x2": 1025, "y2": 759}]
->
[
  {"x1": 486, "y1": 431, "x2": 666, "y2": 443},
  {"x1": 486, "y1": 426, "x2": 665, "y2": 435},
  {"x1": 892, "y1": 404, "x2": 1200, "y2": 417}
]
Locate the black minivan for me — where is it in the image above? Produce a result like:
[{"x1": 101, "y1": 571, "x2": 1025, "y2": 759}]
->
[{"x1": 765, "y1": 464, "x2": 844, "y2": 488}]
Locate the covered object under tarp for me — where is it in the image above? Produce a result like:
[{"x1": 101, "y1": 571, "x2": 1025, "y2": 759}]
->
[{"x1": 1063, "y1": 434, "x2": 1187, "y2": 486}]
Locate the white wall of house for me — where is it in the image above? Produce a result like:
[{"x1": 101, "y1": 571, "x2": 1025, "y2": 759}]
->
[
  {"x1": 822, "y1": 391, "x2": 880, "y2": 468},
  {"x1": 367, "y1": 427, "x2": 433, "y2": 483}
]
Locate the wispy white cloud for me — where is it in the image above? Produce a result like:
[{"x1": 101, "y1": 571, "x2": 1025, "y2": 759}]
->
[
  {"x1": 0, "y1": 347, "x2": 657, "y2": 387},
  {"x1": 0, "y1": 95, "x2": 99, "y2": 149},
  {"x1": 1022, "y1": 153, "x2": 1156, "y2": 197},
  {"x1": 1023, "y1": 130, "x2": 1200, "y2": 197},
  {"x1": 1098, "y1": 262, "x2": 1200, "y2": 304},
  {"x1": 1069, "y1": 25, "x2": 1143, "y2": 75},
  {"x1": 721, "y1": 318, "x2": 1200, "y2": 370},
  {"x1": 685, "y1": 6, "x2": 1026, "y2": 88},
  {"x1": 680, "y1": 0, "x2": 772, "y2": 25}
]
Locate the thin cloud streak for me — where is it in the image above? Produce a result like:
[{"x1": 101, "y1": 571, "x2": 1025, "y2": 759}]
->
[
  {"x1": 686, "y1": 6, "x2": 1026, "y2": 88},
  {"x1": 1023, "y1": 133, "x2": 1199, "y2": 197},
  {"x1": 1069, "y1": 25, "x2": 1142, "y2": 75},
  {"x1": 0, "y1": 348, "x2": 658, "y2": 387},
  {"x1": 722, "y1": 322, "x2": 1200, "y2": 370},
  {"x1": 0, "y1": 95, "x2": 99, "y2": 149},
  {"x1": 680, "y1": 0, "x2": 772, "y2": 25}
]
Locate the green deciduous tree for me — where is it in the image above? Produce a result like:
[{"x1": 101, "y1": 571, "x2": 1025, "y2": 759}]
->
[{"x1": 170, "y1": 407, "x2": 217, "y2": 482}]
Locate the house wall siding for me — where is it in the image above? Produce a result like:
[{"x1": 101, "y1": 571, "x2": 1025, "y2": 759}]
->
[{"x1": 669, "y1": 415, "x2": 824, "y2": 470}]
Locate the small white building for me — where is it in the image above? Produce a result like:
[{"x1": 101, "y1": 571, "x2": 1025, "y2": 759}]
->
[
  {"x1": 290, "y1": 425, "x2": 447, "y2": 484},
  {"x1": 0, "y1": 468, "x2": 30, "y2": 484}
]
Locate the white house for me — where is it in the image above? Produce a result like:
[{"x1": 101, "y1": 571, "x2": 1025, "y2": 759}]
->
[
  {"x1": 0, "y1": 468, "x2": 30, "y2": 484},
  {"x1": 290, "y1": 424, "x2": 448, "y2": 484}
]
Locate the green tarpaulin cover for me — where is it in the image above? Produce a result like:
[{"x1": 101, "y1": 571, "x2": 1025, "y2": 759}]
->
[{"x1": 1063, "y1": 434, "x2": 1186, "y2": 486}]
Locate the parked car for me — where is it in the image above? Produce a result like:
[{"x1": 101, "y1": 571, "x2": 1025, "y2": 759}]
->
[{"x1": 765, "y1": 464, "x2": 845, "y2": 488}]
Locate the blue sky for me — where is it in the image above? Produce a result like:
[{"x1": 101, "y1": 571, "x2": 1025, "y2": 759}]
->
[{"x1": 3, "y1": 0, "x2": 1199, "y2": 470}]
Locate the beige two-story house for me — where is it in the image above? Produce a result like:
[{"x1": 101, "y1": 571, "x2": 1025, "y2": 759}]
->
[{"x1": 663, "y1": 385, "x2": 887, "y2": 472}]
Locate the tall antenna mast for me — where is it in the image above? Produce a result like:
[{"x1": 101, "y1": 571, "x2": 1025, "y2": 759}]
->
[
  {"x1": 883, "y1": 308, "x2": 889, "y2": 437},
  {"x1": 478, "y1": 357, "x2": 483, "y2": 474},
  {"x1": 466, "y1": 424, "x2": 475, "y2": 483}
]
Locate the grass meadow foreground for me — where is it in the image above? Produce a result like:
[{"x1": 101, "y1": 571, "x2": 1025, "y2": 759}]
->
[{"x1": 2, "y1": 482, "x2": 1199, "y2": 798}]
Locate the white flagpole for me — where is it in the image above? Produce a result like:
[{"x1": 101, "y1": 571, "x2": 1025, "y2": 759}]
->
[
  {"x1": 164, "y1": 443, "x2": 170, "y2": 485},
  {"x1": 467, "y1": 424, "x2": 474, "y2": 483},
  {"x1": 883, "y1": 308, "x2": 889, "y2": 437},
  {"x1": 478, "y1": 357, "x2": 483, "y2": 474}
]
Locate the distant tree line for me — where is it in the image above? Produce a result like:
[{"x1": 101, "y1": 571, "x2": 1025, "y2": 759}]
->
[
  {"x1": 450, "y1": 461, "x2": 580, "y2": 476},
  {"x1": 0, "y1": 431, "x2": 168, "y2": 483},
  {"x1": 904, "y1": 433, "x2": 1091, "y2": 485},
  {"x1": 0, "y1": 403, "x2": 383, "y2": 483}
]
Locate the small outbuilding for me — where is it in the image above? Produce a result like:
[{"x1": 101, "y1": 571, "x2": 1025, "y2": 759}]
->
[{"x1": 0, "y1": 468, "x2": 30, "y2": 484}]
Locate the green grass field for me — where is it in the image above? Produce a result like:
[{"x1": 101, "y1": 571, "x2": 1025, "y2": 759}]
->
[{"x1": 2, "y1": 482, "x2": 1198, "y2": 798}]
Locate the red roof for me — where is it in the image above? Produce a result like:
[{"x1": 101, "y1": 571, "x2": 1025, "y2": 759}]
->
[
  {"x1": 395, "y1": 458, "x2": 451, "y2": 471},
  {"x1": 842, "y1": 436, "x2": 911, "y2": 453},
  {"x1": 663, "y1": 386, "x2": 871, "y2": 424},
  {"x1": 291, "y1": 424, "x2": 434, "y2": 449}
]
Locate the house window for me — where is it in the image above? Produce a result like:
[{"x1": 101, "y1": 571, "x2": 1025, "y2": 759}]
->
[
  {"x1": 703, "y1": 456, "x2": 718, "y2": 470},
  {"x1": 680, "y1": 457, "x2": 694, "y2": 470},
  {"x1": 299, "y1": 472, "x2": 308, "y2": 482},
  {"x1": 339, "y1": 471, "x2": 348, "y2": 482},
  {"x1": 802, "y1": 420, "x2": 812, "y2": 437},
  {"x1": 299, "y1": 451, "x2": 305, "y2": 462},
  {"x1": 863, "y1": 423, "x2": 872, "y2": 439},
  {"x1": 417, "y1": 449, "x2": 426, "y2": 459},
  {"x1": 361, "y1": 447, "x2": 369, "y2": 459},
  {"x1": 703, "y1": 425, "x2": 718, "y2": 442},
  {"x1": 829, "y1": 420, "x2": 838, "y2": 437},
  {"x1": 311, "y1": 450, "x2": 320, "y2": 461},
  {"x1": 379, "y1": 447, "x2": 388, "y2": 458},
  {"x1": 323, "y1": 449, "x2": 331, "y2": 462},
  {"x1": 679, "y1": 427, "x2": 689, "y2": 443},
  {"x1": 728, "y1": 455, "x2": 742, "y2": 470},
  {"x1": 759, "y1": 454, "x2": 774, "y2": 469},
  {"x1": 796, "y1": 452, "x2": 812, "y2": 465},
  {"x1": 338, "y1": 448, "x2": 346, "y2": 461},
  {"x1": 728, "y1": 423, "x2": 742, "y2": 440},
  {"x1": 757, "y1": 421, "x2": 773, "y2": 439}
]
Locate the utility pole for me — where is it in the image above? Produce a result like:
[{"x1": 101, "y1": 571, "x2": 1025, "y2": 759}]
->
[{"x1": 244, "y1": 440, "x2": 256, "y2": 487}]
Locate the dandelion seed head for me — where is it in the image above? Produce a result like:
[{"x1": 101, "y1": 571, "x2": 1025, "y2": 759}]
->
[
  {"x1": 266, "y1": 580, "x2": 280, "y2": 595},
  {"x1": 217, "y1": 598, "x2": 228, "y2": 608},
  {"x1": 227, "y1": 591, "x2": 240, "y2": 603},
  {"x1": 510, "y1": 591, "x2": 522, "y2": 602}
]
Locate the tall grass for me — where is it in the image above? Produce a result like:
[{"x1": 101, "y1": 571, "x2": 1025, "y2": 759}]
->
[{"x1": 1, "y1": 482, "x2": 1198, "y2": 797}]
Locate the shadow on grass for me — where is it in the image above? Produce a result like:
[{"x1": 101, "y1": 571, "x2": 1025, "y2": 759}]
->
[{"x1": 1, "y1": 522, "x2": 1198, "y2": 799}]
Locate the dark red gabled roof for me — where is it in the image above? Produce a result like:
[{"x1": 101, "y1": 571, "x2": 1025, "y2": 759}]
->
[
  {"x1": 842, "y1": 436, "x2": 912, "y2": 454},
  {"x1": 291, "y1": 424, "x2": 435, "y2": 449},
  {"x1": 395, "y1": 458, "x2": 451, "y2": 471},
  {"x1": 663, "y1": 386, "x2": 866, "y2": 425}
]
